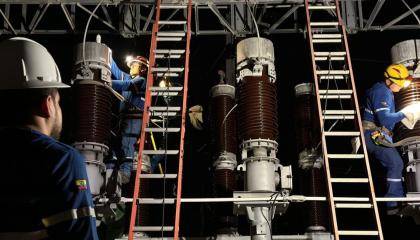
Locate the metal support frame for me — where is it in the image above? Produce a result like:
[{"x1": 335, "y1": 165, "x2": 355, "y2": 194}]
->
[{"x1": 0, "y1": 0, "x2": 419, "y2": 36}]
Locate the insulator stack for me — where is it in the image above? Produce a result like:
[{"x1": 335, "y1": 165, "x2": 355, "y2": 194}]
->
[
  {"x1": 391, "y1": 39, "x2": 420, "y2": 193},
  {"x1": 305, "y1": 168, "x2": 328, "y2": 231},
  {"x1": 214, "y1": 169, "x2": 237, "y2": 232},
  {"x1": 210, "y1": 83, "x2": 238, "y2": 234},
  {"x1": 238, "y1": 70, "x2": 278, "y2": 141},
  {"x1": 211, "y1": 84, "x2": 237, "y2": 154},
  {"x1": 74, "y1": 84, "x2": 112, "y2": 145},
  {"x1": 72, "y1": 40, "x2": 112, "y2": 195},
  {"x1": 236, "y1": 37, "x2": 292, "y2": 240},
  {"x1": 395, "y1": 78, "x2": 420, "y2": 140},
  {"x1": 294, "y1": 83, "x2": 327, "y2": 232},
  {"x1": 294, "y1": 83, "x2": 319, "y2": 151}
]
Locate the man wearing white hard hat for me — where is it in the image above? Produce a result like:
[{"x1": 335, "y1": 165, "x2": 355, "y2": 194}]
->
[{"x1": 0, "y1": 37, "x2": 98, "y2": 239}]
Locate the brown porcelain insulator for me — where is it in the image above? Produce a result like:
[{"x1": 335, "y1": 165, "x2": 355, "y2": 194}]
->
[
  {"x1": 74, "y1": 83, "x2": 112, "y2": 145},
  {"x1": 238, "y1": 66, "x2": 278, "y2": 141},
  {"x1": 214, "y1": 169, "x2": 236, "y2": 232},
  {"x1": 295, "y1": 94, "x2": 319, "y2": 151},
  {"x1": 307, "y1": 168, "x2": 328, "y2": 230},
  {"x1": 213, "y1": 95, "x2": 237, "y2": 154},
  {"x1": 395, "y1": 78, "x2": 420, "y2": 140}
]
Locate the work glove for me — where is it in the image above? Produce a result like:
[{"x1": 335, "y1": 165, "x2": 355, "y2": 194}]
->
[
  {"x1": 189, "y1": 105, "x2": 203, "y2": 130},
  {"x1": 401, "y1": 111, "x2": 416, "y2": 129}
]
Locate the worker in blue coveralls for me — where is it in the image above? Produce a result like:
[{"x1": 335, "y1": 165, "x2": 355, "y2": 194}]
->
[
  {"x1": 363, "y1": 63, "x2": 415, "y2": 215},
  {"x1": 0, "y1": 37, "x2": 98, "y2": 239},
  {"x1": 110, "y1": 55, "x2": 161, "y2": 183}
]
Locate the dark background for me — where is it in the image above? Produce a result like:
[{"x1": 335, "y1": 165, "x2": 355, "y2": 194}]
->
[{"x1": 3, "y1": 27, "x2": 420, "y2": 239}]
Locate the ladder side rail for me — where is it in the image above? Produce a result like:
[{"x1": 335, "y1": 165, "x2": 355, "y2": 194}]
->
[
  {"x1": 334, "y1": 0, "x2": 384, "y2": 238},
  {"x1": 128, "y1": 0, "x2": 162, "y2": 239},
  {"x1": 173, "y1": 0, "x2": 192, "y2": 239},
  {"x1": 304, "y1": 0, "x2": 339, "y2": 239}
]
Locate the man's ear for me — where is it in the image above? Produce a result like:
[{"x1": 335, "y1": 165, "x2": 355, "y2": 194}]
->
[{"x1": 40, "y1": 95, "x2": 54, "y2": 118}]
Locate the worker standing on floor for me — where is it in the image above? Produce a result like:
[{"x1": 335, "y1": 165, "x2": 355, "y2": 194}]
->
[
  {"x1": 0, "y1": 37, "x2": 98, "y2": 239},
  {"x1": 363, "y1": 63, "x2": 415, "y2": 215}
]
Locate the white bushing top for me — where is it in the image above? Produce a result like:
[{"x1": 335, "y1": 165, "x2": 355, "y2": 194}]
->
[
  {"x1": 391, "y1": 39, "x2": 420, "y2": 67},
  {"x1": 294, "y1": 83, "x2": 314, "y2": 96},
  {"x1": 210, "y1": 84, "x2": 235, "y2": 98},
  {"x1": 236, "y1": 37, "x2": 275, "y2": 64}
]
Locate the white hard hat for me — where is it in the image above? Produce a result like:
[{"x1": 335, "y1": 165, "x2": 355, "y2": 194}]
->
[{"x1": 0, "y1": 37, "x2": 69, "y2": 90}]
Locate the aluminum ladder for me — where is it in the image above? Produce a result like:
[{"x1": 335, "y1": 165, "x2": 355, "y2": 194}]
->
[
  {"x1": 304, "y1": 0, "x2": 383, "y2": 239},
  {"x1": 127, "y1": 0, "x2": 192, "y2": 239}
]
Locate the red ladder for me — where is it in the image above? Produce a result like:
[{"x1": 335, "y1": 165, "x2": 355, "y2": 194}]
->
[
  {"x1": 304, "y1": 0, "x2": 383, "y2": 239},
  {"x1": 128, "y1": 0, "x2": 192, "y2": 239}
]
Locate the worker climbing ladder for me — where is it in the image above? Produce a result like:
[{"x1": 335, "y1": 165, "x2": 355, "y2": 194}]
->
[
  {"x1": 128, "y1": 0, "x2": 192, "y2": 239},
  {"x1": 305, "y1": 0, "x2": 383, "y2": 239}
]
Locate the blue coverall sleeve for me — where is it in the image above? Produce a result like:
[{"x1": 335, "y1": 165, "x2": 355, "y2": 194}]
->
[
  {"x1": 112, "y1": 79, "x2": 132, "y2": 92},
  {"x1": 111, "y1": 58, "x2": 131, "y2": 81},
  {"x1": 372, "y1": 90, "x2": 405, "y2": 128},
  {"x1": 46, "y1": 150, "x2": 99, "y2": 240}
]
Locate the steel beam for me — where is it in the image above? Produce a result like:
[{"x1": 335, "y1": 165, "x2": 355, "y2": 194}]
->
[
  {"x1": 0, "y1": 7, "x2": 16, "y2": 35},
  {"x1": 381, "y1": 4, "x2": 420, "y2": 31},
  {"x1": 268, "y1": 5, "x2": 299, "y2": 33},
  {"x1": 61, "y1": 4, "x2": 75, "y2": 30},
  {"x1": 364, "y1": 0, "x2": 386, "y2": 30}
]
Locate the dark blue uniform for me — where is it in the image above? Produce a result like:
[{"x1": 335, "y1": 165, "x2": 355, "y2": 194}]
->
[
  {"x1": 0, "y1": 128, "x2": 98, "y2": 240},
  {"x1": 111, "y1": 59, "x2": 164, "y2": 175},
  {"x1": 363, "y1": 82, "x2": 406, "y2": 208}
]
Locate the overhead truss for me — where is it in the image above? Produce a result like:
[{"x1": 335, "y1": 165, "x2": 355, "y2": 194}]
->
[{"x1": 0, "y1": 0, "x2": 419, "y2": 37}]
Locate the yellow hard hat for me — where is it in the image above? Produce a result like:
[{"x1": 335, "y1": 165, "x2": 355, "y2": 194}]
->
[{"x1": 384, "y1": 63, "x2": 412, "y2": 88}]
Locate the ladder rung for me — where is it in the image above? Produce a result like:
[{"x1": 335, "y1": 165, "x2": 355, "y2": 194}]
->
[
  {"x1": 319, "y1": 89, "x2": 352, "y2": 94},
  {"x1": 145, "y1": 127, "x2": 180, "y2": 132},
  {"x1": 155, "y1": 54, "x2": 182, "y2": 59},
  {"x1": 155, "y1": 49, "x2": 186, "y2": 54},
  {"x1": 314, "y1": 51, "x2": 346, "y2": 56},
  {"x1": 316, "y1": 70, "x2": 350, "y2": 75},
  {"x1": 324, "y1": 131, "x2": 360, "y2": 136},
  {"x1": 323, "y1": 115, "x2": 354, "y2": 120},
  {"x1": 157, "y1": 37, "x2": 183, "y2": 41},
  {"x1": 313, "y1": 39, "x2": 342, "y2": 43},
  {"x1": 150, "y1": 86, "x2": 183, "y2": 92},
  {"x1": 140, "y1": 174, "x2": 178, "y2": 179},
  {"x1": 160, "y1": 5, "x2": 187, "y2": 9},
  {"x1": 323, "y1": 110, "x2": 355, "y2": 115},
  {"x1": 319, "y1": 75, "x2": 345, "y2": 80},
  {"x1": 150, "y1": 86, "x2": 183, "y2": 96},
  {"x1": 328, "y1": 154, "x2": 365, "y2": 159},
  {"x1": 151, "y1": 112, "x2": 177, "y2": 116},
  {"x1": 149, "y1": 106, "x2": 181, "y2": 112},
  {"x1": 331, "y1": 178, "x2": 369, "y2": 183},
  {"x1": 313, "y1": 34, "x2": 342, "y2": 38},
  {"x1": 158, "y1": 20, "x2": 187, "y2": 25},
  {"x1": 311, "y1": 22, "x2": 339, "y2": 26},
  {"x1": 138, "y1": 198, "x2": 175, "y2": 204},
  {"x1": 143, "y1": 150, "x2": 179, "y2": 155},
  {"x1": 320, "y1": 95, "x2": 351, "y2": 99},
  {"x1": 308, "y1": 5, "x2": 336, "y2": 10},
  {"x1": 315, "y1": 56, "x2": 345, "y2": 61},
  {"x1": 133, "y1": 226, "x2": 174, "y2": 232},
  {"x1": 338, "y1": 230, "x2": 379, "y2": 236},
  {"x1": 156, "y1": 72, "x2": 180, "y2": 77},
  {"x1": 335, "y1": 203, "x2": 372, "y2": 208},
  {"x1": 157, "y1": 31, "x2": 186, "y2": 37},
  {"x1": 152, "y1": 67, "x2": 184, "y2": 72},
  {"x1": 334, "y1": 197, "x2": 370, "y2": 202}
]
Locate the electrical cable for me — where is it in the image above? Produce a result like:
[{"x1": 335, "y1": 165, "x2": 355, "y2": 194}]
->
[{"x1": 82, "y1": 0, "x2": 105, "y2": 66}]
